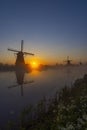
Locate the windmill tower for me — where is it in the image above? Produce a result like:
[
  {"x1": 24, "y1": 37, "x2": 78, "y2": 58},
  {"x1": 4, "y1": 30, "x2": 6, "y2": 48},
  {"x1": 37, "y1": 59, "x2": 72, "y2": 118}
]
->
[
  {"x1": 8, "y1": 40, "x2": 34, "y2": 68},
  {"x1": 64, "y1": 56, "x2": 72, "y2": 66}
]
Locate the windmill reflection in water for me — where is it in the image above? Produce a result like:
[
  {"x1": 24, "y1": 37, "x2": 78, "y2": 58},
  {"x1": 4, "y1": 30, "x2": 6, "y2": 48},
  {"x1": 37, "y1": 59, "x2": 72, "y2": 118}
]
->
[{"x1": 8, "y1": 70, "x2": 34, "y2": 96}]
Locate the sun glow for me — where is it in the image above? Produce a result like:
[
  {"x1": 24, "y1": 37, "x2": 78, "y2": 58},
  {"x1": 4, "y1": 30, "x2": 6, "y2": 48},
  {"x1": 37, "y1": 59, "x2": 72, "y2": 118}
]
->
[{"x1": 30, "y1": 61, "x2": 39, "y2": 69}]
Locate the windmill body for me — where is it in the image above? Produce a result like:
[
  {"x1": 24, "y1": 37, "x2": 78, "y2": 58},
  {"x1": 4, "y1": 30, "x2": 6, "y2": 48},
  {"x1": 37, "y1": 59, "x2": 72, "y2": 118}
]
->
[
  {"x1": 16, "y1": 52, "x2": 25, "y2": 66},
  {"x1": 8, "y1": 40, "x2": 34, "y2": 71},
  {"x1": 67, "y1": 59, "x2": 71, "y2": 65}
]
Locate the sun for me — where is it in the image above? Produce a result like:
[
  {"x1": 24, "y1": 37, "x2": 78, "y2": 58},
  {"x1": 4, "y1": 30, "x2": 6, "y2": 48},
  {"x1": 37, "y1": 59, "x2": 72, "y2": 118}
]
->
[{"x1": 30, "y1": 61, "x2": 39, "y2": 69}]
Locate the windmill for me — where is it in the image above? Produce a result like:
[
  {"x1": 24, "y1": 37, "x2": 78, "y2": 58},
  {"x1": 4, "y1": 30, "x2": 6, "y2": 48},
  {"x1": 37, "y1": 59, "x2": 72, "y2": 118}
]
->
[
  {"x1": 8, "y1": 40, "x2": 34, "y2": 70},
  {"x1": 64, "y1": 56, "x2": 72, "y2": 66},
  {"x1": 79, "y1": 59, "x2": 82, "y2": 65}
]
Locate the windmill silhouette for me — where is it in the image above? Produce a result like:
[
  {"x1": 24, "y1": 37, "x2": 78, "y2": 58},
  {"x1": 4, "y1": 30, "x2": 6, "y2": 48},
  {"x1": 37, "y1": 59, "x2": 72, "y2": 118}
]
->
[
  {"x1": 64, "y1": 56, "x2": 72, "y2": 66},
  {"x1": 79, "y1": 59, "x2": 82, "y2": 65},
  {"x1": 8, "y1": 40, "x2": 34, "y2": 70}
]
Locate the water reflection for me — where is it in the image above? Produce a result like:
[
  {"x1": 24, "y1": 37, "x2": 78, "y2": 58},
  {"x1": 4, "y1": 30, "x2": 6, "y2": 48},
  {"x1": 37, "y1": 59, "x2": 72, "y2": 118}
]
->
[
  {"x1": 8, "y1": 70, "x2": 34, "y2": 96},
  {"x1": 0, "y1": 66, "x2": 87, "y2": 129}
]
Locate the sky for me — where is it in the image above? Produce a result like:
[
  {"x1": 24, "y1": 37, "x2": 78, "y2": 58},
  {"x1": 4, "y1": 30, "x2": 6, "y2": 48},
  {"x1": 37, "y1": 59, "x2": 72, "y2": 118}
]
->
[{"x1": 0, "y1": 0, "x2": 87, "y2": 65}]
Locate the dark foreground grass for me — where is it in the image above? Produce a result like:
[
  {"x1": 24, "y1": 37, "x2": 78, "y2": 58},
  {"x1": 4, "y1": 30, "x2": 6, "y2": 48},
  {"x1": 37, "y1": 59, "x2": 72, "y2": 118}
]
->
[{"x1": 7, "y1": 74, "x2": 87, "y2": 130}]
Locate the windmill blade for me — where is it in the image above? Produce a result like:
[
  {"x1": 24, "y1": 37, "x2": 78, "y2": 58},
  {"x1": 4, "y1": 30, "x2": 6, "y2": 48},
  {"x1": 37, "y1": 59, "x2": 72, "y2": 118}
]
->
[
  {"x1": 21, "y1": 40, "x2": 23, "y2": 52},
  {"x1": 24, "y1": 80, "x2": 34, "y2": 84},
  {"x1": 23, "y1": 52, "x2": 34, "y2": 56},
  {"x1": 8, "y1": 48, "x2": 19, "y2": 53},
  {"x1": 8, "y1": 84, "x2": 18, "y2": 89},
  {"x1": 67, "y1": 56, "x2": 72, "y2": 61}
]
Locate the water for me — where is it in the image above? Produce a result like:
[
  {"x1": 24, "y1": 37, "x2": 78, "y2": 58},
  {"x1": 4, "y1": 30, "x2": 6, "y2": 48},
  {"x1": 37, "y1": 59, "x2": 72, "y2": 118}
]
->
[{"x1": 0, "y1": 65, "x2": 87, "y2": 128}]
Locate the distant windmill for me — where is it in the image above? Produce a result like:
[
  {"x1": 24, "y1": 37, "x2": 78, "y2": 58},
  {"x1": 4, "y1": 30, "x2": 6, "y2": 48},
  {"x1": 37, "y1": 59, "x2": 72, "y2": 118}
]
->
[
  {"x1": 8, "y1": 40, "x2": 34, "y2": 69},
  {"x1": 64, "y1": 56, "x2": 72, "y2": 66},
  {"x1": 79, "y1": 59, "x2": 82, "y2": 65}
]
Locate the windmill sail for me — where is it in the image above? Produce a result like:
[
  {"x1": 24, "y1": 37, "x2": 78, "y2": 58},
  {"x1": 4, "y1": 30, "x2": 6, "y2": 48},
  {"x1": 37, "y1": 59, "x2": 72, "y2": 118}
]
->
[
  {"x1": 23, "y1": 52, "x2": 34, "y2": 55},
  {"x1": 21, "y1": 40, "x2": 23, "y2": 52},
  {"x1": 8, "y1": 48, "x2": 19, "y2": 53}
]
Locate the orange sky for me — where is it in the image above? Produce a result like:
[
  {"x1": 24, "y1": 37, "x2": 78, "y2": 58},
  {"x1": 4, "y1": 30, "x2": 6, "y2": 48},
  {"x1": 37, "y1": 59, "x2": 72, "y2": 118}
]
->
[{"x1": 0, "y1": 52, "x2": 87, "y2": 65}]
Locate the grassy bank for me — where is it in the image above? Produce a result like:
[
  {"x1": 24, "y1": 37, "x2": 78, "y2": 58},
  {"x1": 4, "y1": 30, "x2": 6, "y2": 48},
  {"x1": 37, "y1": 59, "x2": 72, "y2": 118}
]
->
[{"x1": 7, "y1": 74, "x2": 87, "y2": 130}]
